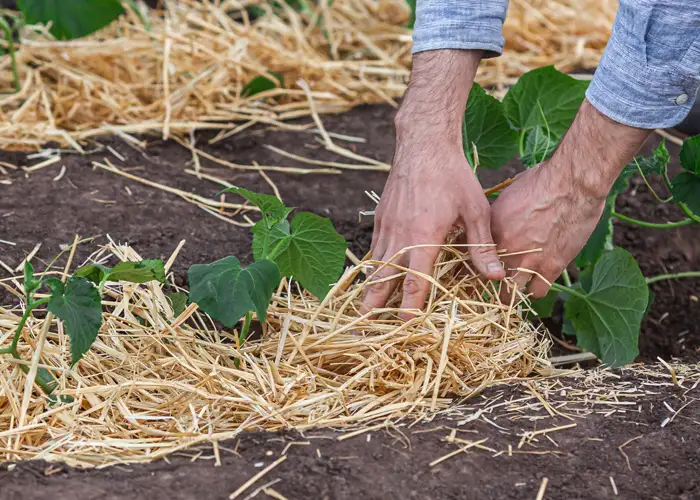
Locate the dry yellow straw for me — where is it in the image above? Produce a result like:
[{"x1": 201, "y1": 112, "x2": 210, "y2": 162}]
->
[
  {"x1": 0, "y1": 0, "x2": 616, "y2": 150},
  {"x1": 0, "y1": 239, "x2": 551, "y2": 466}
]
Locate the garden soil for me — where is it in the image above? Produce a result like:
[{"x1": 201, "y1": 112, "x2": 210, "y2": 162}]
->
[{"x1": 1, "y1": 104, "x2": 699, "y2": 499}]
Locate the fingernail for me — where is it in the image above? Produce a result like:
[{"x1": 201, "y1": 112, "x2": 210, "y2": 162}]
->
[{"x1": 488, "y1": 263, "x2": 502, "y2": 274}]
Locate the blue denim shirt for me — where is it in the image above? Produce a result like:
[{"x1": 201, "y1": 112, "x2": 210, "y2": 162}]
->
[{"x1": 413, "y1": 0, "x2": 700, "y2": 128}]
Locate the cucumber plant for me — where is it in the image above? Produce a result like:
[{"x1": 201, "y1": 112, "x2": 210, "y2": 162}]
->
[
  {"x1": 2, "y1": 258, "x2": 165, "y2": 396},
  {"x1": 464, "y1": 65, "x2": 700, "y2": 367},
  {"x1": 187, "y1": 188, "x2": 347, "y2": 346}
]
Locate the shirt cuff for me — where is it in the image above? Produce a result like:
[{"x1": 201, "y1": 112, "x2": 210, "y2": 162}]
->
[
  {"x1": 411, "y1": 1, "x2": 507, "y2": 58},
  {"x1": 586, "y1": 21, "x2": 700, "y2": 129}
]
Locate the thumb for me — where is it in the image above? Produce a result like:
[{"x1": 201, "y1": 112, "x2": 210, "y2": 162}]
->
[{"x1": 462, "y1": 204, "x2": 505, "y2": 280}]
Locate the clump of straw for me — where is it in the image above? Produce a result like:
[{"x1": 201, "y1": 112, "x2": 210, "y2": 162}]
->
[
  {"x1": 0, "y1": 240, "x2": 550, "y2": 466},
  {"x1": 0, "y1": 0, "x2": 615, "y2": 150}
]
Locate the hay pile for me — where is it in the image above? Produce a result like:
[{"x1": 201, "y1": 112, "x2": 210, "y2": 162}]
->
[
  {"x1": 0, "y1": 240, "x2": 550, "y2": 466},
  {"x1": 0, "y1": 0, "x2": 616, "y2": 150}
]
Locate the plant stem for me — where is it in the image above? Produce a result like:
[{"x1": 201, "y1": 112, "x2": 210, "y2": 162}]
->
[
  {"x1": 646, "y1": 271, "x2": 700, "y2": 285},
  {"x1": 9, "y1": 297, "x2": 50, "y2": 352},
  {"x1": 0, "y1": 17, "x2": 20, "y2": 93},
  {"x1": 550, "y1": 282, "x2": 586, "y2": 300},
  {"x1": 239, "y1": 312, "x2": 253, "y2": 345},
  {"x1": 561, "y1": 269, "x2": 572, "y2": 287},
  {"x1": 518, "y1": 131, "x2": 526, "y2": 158},
  {"x1": 612, "y1": 211, "x2": 694, "y2": 229},
  {"x1": 0, "y1": 297, "x2": 56, "y2": 394}
]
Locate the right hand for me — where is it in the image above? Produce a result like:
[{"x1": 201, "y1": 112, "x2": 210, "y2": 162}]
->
[{"x1": 361, "y1": 122, "x2": 505, "y2": 319}]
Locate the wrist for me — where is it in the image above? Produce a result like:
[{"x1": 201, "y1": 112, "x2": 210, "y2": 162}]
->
[
  {"x1": 395, "y1": 49, "x2": 483, "y2": 142},
  {"x1": 548, "y1": 99, "x2": 652, "y2": 199}
]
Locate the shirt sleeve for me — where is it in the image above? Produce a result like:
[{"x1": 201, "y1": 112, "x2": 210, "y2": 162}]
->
[
  {"x1": 412, "y1": 0, "x2": 509, "y2": 58},
  {"x1": 586, "y1": 0, "x2": 700, "y2": 129}
]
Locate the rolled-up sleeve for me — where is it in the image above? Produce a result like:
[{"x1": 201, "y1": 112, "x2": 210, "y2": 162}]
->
[
  {"x1": 587, "y1": 0, "x2": 700, "y2": 129},
  {"x1": 412, "y1": 0, "x2": 509, "y2": 57}
]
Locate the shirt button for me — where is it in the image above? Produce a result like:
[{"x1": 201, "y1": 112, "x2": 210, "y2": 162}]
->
[{"x1": 676, "y1": 93, "x2": 689, "y2": 105}]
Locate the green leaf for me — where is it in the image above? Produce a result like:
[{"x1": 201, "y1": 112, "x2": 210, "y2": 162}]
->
[
  {"x1": 108, "y1": 260, "x2": 165, "y2": 284},
  {"x1": 222, "y1": 187, "x2": 292, "y2": 223},
  {"x1": 18, "y1": 0, "x2": 124, "y2": 40},
  {"x1": 75, "y1": 260, "x2": 165, "y2": 285},
  {"x1": 462, "y1": 83, "x2": 517, "y2": 169},
  {"x1": 36, "y1": 367, "x2": 57, "y2": 394},
  {"x1": 269, "y1": 212, "x2": 347, "y2": 298},
  {"x1": 528, "y1": 289, "x2": 558, "y2": 319},
  {"x1": 520, "y1": 126, "x2": 558, "y2": 167},
  {"x1": 23, "y1": 261, "x2": 41, "y2": 297},
  {"x1": 680, "y1": 135, "x2": 700, "y2": 174},
  {"x1": 625, "y1": 140, "x2": 670, "y2": 177},
  {"x1": 46, "y1": 277, "x2": 103, "y2": 365},
  {"x1": 671, "y1": 172, "x2": 700, "y2": 215},
  {"x1": 252, "y1": 219, "x2": 291, "y2": 261},
  {"x1": 166, "y1": 292, "x2": 188, "y2": 317},
  {"x1": 188, "y1": 257, "x2": 281, "y2": 327},
  {"x1": 74, "y1": 263, "x2": 111, "y2": 286},
  {"x1": 241, "y1": 73, "x2": 284, "y2": 97},
  {"x1": 503, "y1": 66, "x2": 589, "y2": 139},
  {"x1": 564, "y1": 248, "x2": 648, "y2": 367}
]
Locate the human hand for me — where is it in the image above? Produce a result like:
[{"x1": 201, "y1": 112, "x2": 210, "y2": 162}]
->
[
  {"x1": 361, "y1": 50, "x2": 506, "y2": 319},
  {"x1": 491, "y1": 99, "x2": 652, "y2": 298}
]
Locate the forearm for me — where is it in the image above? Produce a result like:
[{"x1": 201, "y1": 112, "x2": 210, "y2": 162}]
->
[
  {"x1": 396, "y1": 50, "x2": 482, "y2": 147},
  {"x1": 549, "y1": 99, "x2": 652, "y2": 199}
]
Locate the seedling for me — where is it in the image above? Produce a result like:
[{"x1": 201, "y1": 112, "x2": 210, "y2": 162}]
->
[
  {"x1": 1, "y1": 258, "x2": 165, "y2": 396},
  {"x1": 187, "y1": 188, "x2": 347, "y2": 346},
  {"x1": 464, "y1": 66, "x2": 700, "y2": 367}
]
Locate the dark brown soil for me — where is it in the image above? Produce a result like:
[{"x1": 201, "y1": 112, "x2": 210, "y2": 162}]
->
[
  {"x1": 1, "y1": 104, "x2": 700, "y2": 499},
  {"x1": 1, "y1": 381, "x2": 700, "y2": 500}
]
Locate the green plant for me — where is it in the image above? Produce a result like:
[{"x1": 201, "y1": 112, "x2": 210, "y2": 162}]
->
[
  {"x1": 464, "y1": 66, "x2": 700, "y2": 367},
  {"x1": 187, "y1": 188, "x2": 347, "y2": 347},
  {"x1": 1, "y1": 258, "x2": 165, "y2": 395},
  {"x1": 1, "y1": 0, "x2": 147, "y2": 92}
]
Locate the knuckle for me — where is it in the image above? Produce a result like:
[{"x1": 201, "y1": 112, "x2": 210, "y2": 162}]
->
[
  {"x1": 464, "y1": 200, "x2": 490, "y2": 224},
  {"x1": 402, "y1": 275, "x2": 424, "y2": 297}
]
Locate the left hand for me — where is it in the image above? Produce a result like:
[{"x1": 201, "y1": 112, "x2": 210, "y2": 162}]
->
[
  {"x1": 490, "y1": 163, "x2": 606, "y2": 298},
  {"x1": 490, "y1": 99, "x2": 652, "y2": 299}
]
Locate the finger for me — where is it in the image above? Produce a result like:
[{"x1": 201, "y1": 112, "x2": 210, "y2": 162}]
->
[
  {"x1": 398, "y1": 245, "x2": 442, "y2": 320},
  {"x1": 527, "y1": 274, "x2": 553, "y2": 300},
  {"x1": 463, "y1": 202, "x2": 505, "y2": 280},
  {"x1": 370, "y1": 217, "x2": 381, "y2": 254},
  {"x1": 361, "y1": 249, "x2": 405, "y2": 314}
]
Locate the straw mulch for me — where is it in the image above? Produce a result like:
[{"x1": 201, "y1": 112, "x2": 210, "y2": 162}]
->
[
  {"x1": 0, "y1": 239, "x2": 552, "y2": 466},
  {"x1": 0, "y1": 0, "x2": 616, "y2": 150}
]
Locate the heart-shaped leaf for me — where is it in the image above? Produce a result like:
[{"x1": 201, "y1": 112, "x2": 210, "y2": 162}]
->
[
  {"x1": 258, "y1": 212, "x2": 347, "y2": 298},
  {"x1": 564, "y1": 248, "x2": 648, "y2": 367},
  {"x1": 188, "y1": 257, "x2": 281, "y2": 327},
  {"x1": 18, "y1": 0, "x2": 124, "y2": 40},
  {"x1": 671, "y1": 171, "x2": 700, "y2": 216},
  {"x1": 462, "y1": 83, "x2": 517, "y2": 170},
  {"x1": 680, "y1": 135, "x2": 700, "y2": 174},
  {"x1": 46, "y1": 277, "x2": 103, "y2": 365},
  {"x1": 503, "y1": 66, "x2": 588, "y2": 140}
]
